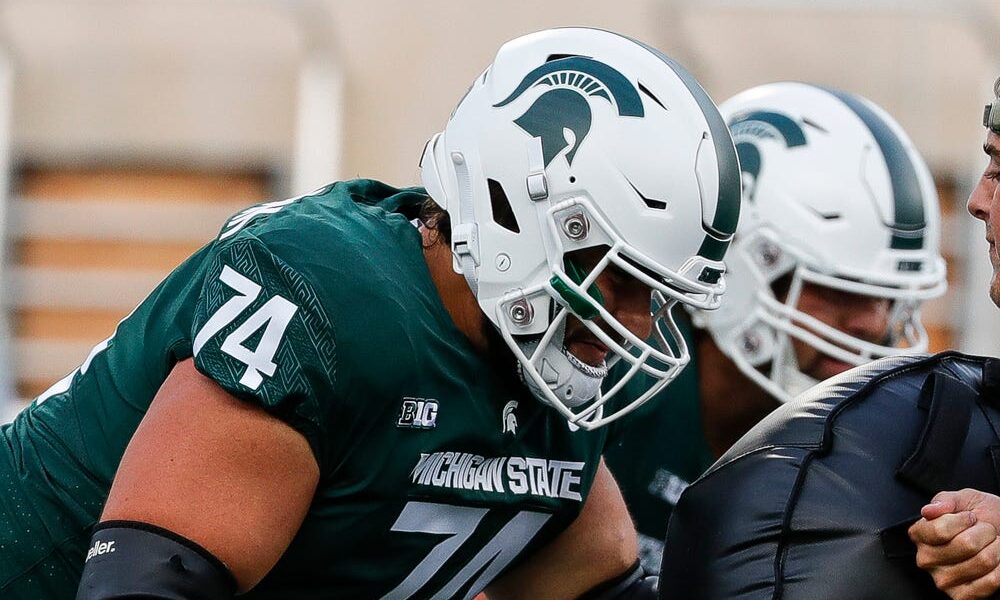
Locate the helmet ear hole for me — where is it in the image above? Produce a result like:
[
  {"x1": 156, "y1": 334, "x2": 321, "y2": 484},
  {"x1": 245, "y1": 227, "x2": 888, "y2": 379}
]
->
[
  {"x1": 770, "y1": 272, "x2": 795, "y2": 302},
  {"x1": 487, "y1": 179, "x2": 520, "y2": 234}
]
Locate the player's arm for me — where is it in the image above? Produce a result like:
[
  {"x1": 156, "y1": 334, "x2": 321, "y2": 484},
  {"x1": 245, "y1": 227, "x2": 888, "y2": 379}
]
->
[
  {"x1": 484, "y1": 459, "x2": 655, "y2": 600},
  {"x1": 909, "y1": 489, "x2": 1000, "y2": 600},
  {"x1": 76, "y1": 358, "x2": 320, "y2": 598}
]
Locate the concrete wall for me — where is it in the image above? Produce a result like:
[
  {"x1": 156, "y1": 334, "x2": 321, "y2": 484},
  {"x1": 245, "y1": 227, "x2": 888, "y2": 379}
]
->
[{"x1": 3, "y1": 0, "x2": 995, "y2": 185}]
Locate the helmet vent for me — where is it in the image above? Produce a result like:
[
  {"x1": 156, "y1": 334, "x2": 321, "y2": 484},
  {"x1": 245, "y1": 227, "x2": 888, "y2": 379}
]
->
[
  {"x1": 643, "y1": 197, "x2": 667, "y2": 210},
  {"x1": 801, "y1": 117, "x2": 829, "y2": 134},
  {"x1": 545, "y1": 53, "x2": 582, "y2": 63},
  {"x1": 488, "y1": 178, "x2": 521, "y2": 233},
  {"x1": 805, "y1": 206, "x2": 841, "y2": 221},
  {"x1": 638, "y1": 81, "x2": 666, "y2": 110},
  {"x1": 627, "y1": 178, "x2": 667, "y2": 211}
]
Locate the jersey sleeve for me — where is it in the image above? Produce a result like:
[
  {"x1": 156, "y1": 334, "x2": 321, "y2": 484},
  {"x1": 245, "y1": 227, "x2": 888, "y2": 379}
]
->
[{"x1": 191, "y1": 235, "x2": 338, "y2": 466}]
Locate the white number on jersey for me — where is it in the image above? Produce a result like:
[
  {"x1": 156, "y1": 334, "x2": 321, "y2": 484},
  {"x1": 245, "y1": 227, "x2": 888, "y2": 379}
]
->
[
  {"x1": 383, "y1": 501, "x2": 551, "y2": 600},
  {"x1": 218, "y1": 185, "x2": 329, "y2": 241},
  {"x1": 219, "y1": 198, "x2": 298, "y2": 240},
  {"x1": 193, "y1": 266, "x2": 298, "y2": 390}
]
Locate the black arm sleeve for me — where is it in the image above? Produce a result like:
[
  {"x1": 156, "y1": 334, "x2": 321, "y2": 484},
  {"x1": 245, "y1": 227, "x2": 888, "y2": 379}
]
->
[{"x1": 76, "y1": 521, "x2": 237, "y2": 600}]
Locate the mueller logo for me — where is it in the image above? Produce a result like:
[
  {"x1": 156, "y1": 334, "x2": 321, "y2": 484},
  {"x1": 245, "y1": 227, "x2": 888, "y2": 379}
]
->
[
  {"x1": 85, "y1": 539, "x2": 116, "y2": 562},
  {"x1": 397, "y1": 397, "x2": 439, "y2": 429}
]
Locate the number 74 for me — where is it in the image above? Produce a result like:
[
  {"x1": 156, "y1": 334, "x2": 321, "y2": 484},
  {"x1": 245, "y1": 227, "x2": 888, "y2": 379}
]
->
[
  {"x1": 383, "y1": 501, "x2": 551, "y2": 600},
  {"x1": 193, "y1": 266, "x2": 298, "y2": 390}
]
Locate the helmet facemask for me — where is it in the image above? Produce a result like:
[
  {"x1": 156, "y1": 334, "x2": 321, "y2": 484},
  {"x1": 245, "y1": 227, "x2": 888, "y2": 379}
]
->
[
  {"x1": 718, "y1": 228, "x2": 944, "y2": 403},
  {"x1": 494, "y1": 196, "x2": 725, "y2": 429}
]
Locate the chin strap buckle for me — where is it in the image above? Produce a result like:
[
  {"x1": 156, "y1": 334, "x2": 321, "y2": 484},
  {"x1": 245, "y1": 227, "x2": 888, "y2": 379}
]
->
[
  {"x1": 526, "y1": 137, "x2": 549, "y2": 201},
  {"x1": 451, "y1": 222, "x2": 481, "y2": 295},
  {"x1": 527, "y1": 172, "x2": 549, "y2": 201},
  {"x1": 451, "y1": 223, "x2": 480, "y2": 265}
]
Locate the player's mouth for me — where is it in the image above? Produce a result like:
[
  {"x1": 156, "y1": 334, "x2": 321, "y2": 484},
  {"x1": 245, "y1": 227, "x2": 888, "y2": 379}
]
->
[{"x1": 566, "y1": 338, "x2": 610, "y2": 367}]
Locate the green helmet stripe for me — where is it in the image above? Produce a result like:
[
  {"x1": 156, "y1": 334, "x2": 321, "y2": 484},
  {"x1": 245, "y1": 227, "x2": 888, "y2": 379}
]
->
[
  {"x1": 819, "y1": 86, "x2": 926, "y2": 250},
  {"x1": 620, "y1": 36, "x2": 741, "y2": 261}
]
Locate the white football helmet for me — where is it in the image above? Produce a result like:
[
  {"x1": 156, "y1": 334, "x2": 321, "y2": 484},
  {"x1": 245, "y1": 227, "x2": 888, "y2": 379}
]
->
[
  {"x1": 420, "y1": 28, "x2": 741, "y2": 429},
  {"x1": 701, "y1": 82, "x2": 947, "y2": 403}
]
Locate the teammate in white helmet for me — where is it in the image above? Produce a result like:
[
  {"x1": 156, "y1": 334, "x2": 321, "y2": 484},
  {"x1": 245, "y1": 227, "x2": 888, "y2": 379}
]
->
[{"x1": 605, "y1": 81, "x2": 947, "y2": 572}]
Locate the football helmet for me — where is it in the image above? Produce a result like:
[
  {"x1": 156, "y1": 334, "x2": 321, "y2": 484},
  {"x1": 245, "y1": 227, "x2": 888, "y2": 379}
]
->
[
  {"x1": 701, "y1": 82, "x2": 947, "y2": 403},
  {"x1": 420, "y1": 28, "x2": 741, "y2": 429}
]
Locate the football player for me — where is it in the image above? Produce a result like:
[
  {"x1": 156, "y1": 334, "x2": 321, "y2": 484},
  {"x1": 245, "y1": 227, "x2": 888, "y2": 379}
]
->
[
  {"x1": 908, "y1": 78, "x2": 1000, "y2": 600},
  {"x1": 604, "y1": 81, "x2": 947, "y2": 573},
  {"x1": 0, "y1": 28, "x2": 742, "y2": 599}
]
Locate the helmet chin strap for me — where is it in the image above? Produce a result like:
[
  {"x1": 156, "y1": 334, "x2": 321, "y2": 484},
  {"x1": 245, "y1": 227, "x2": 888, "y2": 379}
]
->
[{"x1": 516, "y1": 318, "x2": 609, "y2": 409}]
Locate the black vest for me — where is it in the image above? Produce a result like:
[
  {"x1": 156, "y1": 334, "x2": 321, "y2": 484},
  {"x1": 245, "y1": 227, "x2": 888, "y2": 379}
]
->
[{"x1": 660, "y1": 352, "x2": 1000, "y2": 600}]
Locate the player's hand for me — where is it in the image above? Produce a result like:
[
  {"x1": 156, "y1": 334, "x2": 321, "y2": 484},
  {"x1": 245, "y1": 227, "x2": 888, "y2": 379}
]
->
[{"x1": 908, "y1": 489, "x2": 1000, "y2": 599}]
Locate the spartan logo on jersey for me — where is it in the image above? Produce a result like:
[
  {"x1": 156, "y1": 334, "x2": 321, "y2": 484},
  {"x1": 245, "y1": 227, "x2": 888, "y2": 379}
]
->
[
  {"x1": 727, "y1": 110, "x2": 807, "y2": 202},
  {"x1": 494, "y1": 56, "x2": 644, "y2": 168},
  {"x1": 502, "y1": 400, "x2": 518, "y2": 435},
  {"x1": 397, "y1": 397, "x2": 439, "y2": 429}
]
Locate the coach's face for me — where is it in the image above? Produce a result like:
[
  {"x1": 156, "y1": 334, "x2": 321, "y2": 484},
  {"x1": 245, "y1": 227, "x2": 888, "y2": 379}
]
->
[{"x1": 967, "y1": 131, "x2": 1000, "y2": 307}]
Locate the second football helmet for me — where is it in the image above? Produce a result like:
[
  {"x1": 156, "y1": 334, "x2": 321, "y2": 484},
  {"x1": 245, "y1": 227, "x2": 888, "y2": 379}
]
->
[
  {"x1": 420, "y1": 28, "x2": 742, "y2": 428},
  {"x1": 701, "y1": 82, "x2": 947, "y2": 402}
]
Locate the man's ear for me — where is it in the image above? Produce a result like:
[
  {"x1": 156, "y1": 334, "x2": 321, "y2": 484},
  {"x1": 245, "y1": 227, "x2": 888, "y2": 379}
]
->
[{"x1": 419, "y1": 223, "x2": 444, "y2": 249}]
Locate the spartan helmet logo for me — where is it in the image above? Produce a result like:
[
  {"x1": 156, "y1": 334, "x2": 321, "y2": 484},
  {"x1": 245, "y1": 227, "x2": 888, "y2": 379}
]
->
[
  {"x1": 502, "y1": 400, "x2": 518, "y2": 435},
  {"x1": 494, "y1": 56, "x2": 645, "y2": 168},
  {"x1": 726, "y1": 110, "x2": 807, "y2": 202}
]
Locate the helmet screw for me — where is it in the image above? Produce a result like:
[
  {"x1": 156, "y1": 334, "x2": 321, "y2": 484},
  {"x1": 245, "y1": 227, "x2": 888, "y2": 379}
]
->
[
  {"x1": 741, "y1": 331, "x2": 762, "y2": 355},
  {"x1": 495, "y1": 253, "x2": 511, "y2": 272},
  {"x1": 508, "y1": 299, "x2": 534, "y2": 326},
  {"x1": 562, "y1": 213, "x2": 590, "y2": 240},
  {"x1": 451, "y1": 152, "x2": 465, "y2": 165},
  {"x1": 758, "y1": 242, "x2": 781, "y2": 268}
]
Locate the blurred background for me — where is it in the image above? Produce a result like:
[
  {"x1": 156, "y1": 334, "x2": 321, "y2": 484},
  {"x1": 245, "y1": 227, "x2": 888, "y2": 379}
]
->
[{"x1": 0, "y1": 0, "x2": 996, "y2": 421}]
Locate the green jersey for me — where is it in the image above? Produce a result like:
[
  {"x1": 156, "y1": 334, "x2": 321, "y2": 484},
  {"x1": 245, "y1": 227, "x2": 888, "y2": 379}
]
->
[
  {"x1": 0, "y1": 179, "x2": 608, "y2": 599},
  {"x1": 603, "y1": 319, "x2": 713, "y2": 574}
]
